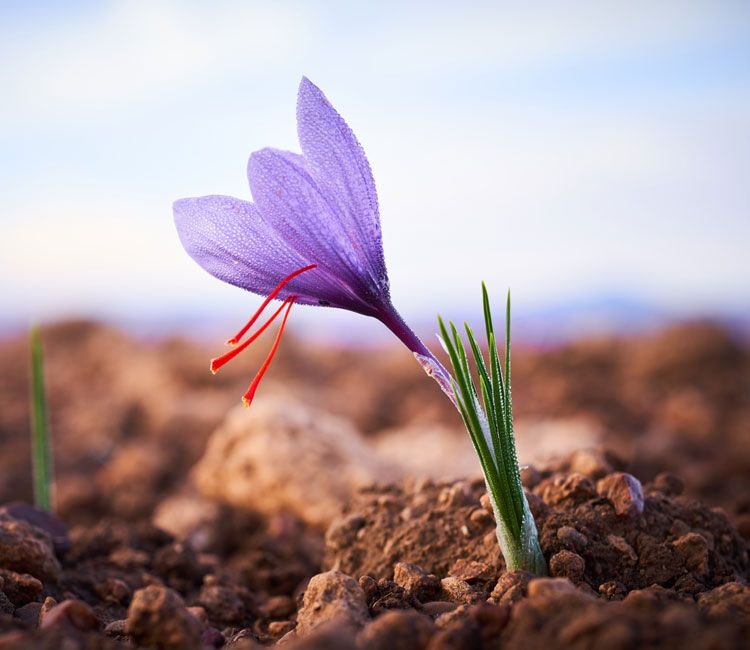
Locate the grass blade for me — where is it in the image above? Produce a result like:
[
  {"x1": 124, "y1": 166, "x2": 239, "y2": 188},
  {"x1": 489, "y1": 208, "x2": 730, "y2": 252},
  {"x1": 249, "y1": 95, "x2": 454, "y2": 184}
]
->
[{"x1": 30, "y1": 326, "x2": 54, "y2": 513}]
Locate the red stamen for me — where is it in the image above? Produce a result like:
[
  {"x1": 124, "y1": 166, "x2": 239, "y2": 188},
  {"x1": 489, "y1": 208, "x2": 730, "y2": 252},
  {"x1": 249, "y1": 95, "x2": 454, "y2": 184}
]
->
[
  {"x1": 226, "y1": 264, "x2": 316, "y2": 345},
  {"x1": 241, "y1": 296, "x2": 296, "y2": 407},
  {"x1": 210, "y1": 296, "x2": 295, "y2": 374}
]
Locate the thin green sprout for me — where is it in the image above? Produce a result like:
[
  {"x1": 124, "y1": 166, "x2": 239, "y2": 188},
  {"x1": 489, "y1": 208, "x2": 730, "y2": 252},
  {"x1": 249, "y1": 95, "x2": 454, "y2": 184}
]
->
[{"x1": 30, "y1": 325, "x2": 55, "y2": 513}]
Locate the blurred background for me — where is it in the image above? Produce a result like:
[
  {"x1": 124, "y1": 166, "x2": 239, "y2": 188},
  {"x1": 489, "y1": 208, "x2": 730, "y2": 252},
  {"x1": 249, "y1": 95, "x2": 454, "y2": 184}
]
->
[{"x1": 1, "y1": 0, "x2": 749, "y2": 342}]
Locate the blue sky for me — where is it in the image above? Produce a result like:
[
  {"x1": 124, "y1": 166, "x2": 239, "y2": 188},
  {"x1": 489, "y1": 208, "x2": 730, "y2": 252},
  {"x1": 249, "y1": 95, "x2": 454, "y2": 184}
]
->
[{"x1": 1, "y1": 1, "x2": 749, "y2": 340}]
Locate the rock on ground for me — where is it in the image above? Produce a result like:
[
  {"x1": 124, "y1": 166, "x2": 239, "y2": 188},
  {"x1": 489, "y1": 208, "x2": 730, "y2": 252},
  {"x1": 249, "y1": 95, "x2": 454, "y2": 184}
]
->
[
  {"x1": 295, "y1": 570, "x2": 370, "y2": 637},
  {"x1": 193, "y1": 398, "x2": 398, "y2": 527},
  {"x1": 0, "y1": 515, "x2": 60, "y2": 580},
  {"x1": 126, "y1": 585, "x2": 203, "y2": 650}
]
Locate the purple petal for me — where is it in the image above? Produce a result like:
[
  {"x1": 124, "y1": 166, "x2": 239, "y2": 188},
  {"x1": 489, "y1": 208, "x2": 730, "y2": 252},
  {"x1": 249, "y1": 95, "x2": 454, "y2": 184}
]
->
[
  {"x1": 247, "y1": 148, "x2": 385, "y2": 314},
  {"x1": 296, "y1": 77, "x2": 388, "y2": 293},
  {"x1": 173, "y1": 195, "x2": 357, "y2": 308}
]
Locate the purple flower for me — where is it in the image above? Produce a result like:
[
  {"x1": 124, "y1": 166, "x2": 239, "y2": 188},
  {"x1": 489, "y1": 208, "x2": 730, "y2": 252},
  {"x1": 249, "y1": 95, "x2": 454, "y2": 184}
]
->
[{"x1": 174, "y1": 77, "x2": 452, "y2": 405}]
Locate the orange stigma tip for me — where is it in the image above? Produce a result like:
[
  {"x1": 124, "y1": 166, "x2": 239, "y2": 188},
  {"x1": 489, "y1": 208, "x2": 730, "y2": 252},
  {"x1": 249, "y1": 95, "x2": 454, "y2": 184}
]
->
[{"x1": 226, "y1": 263, "x2": 316, "y2": 346}]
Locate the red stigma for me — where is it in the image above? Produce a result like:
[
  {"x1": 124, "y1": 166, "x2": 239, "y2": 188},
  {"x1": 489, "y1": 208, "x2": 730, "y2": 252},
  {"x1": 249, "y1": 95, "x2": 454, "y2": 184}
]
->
[
  {"x1": 226, "y1": 264, "x2": 316, "y2": 346},
  {"x1": 210, "y1": 263, "x2": 315, "y2": 407},
  {"x1": 242, "y1": 296, "x2": 296, "y2": 408},
  {"x1": 210, "y1": 296, "x2": 295, "y2": 374}
]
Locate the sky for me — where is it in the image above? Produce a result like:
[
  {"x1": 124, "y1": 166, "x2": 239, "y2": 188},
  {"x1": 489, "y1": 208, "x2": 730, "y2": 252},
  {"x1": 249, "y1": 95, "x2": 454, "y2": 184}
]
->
[{"x1": 1, "y1": 1, "x2": 749, "y2": 342}]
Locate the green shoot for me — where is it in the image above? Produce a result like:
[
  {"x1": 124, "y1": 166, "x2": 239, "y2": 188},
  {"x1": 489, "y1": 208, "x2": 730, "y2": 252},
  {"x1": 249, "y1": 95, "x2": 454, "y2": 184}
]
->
[
  {"x1": 29, "y1": 325, "x2": 55, "y2": 513},
  {"x1": 438, "y1": 285, "x2": 546, "y2": 574}
]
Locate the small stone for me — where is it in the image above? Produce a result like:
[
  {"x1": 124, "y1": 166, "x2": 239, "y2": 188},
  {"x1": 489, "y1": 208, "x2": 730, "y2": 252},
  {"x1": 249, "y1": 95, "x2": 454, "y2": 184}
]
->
[
  {"x1": 357, "y1": 610, "x2": 434, "y2": 650},
  {"x1": 598, "y1": 581, "x2": 628, "y2": 600},
  {"x1": 489, "y1": 571, "x2": 532, "y2": 605},
  {"x1": 0, "y1": 570, "x2": 42, "y2": 607},
  {"x1": 541, "y1": 473, "x2": 597, "y2": 506},
  {"x1": 13, "y1": 602, "x2": 42, "y2": 626},
  {"x1": 103, "y1": 619, "x2": 128, "y2": 637},
  {"x1": 672, "y1": 532, "x2": 710, "y2": 575},
  {"x1": 527, "y1": 578, "x2": 579, "y2": 599},
  {"x1": 596, "y1": 473, "x2": 644, "y2": 517},
  {"x1": 370, "y1": 579, "x2": 410, "y2": 614},
  {"x1": 420, "y1": 602, "x2": 457, "y2": 617},
  {"x1": 127, "y1": 585, "x2": 203, "y2": 650},
  {"x1": 548, "y1": 550, "x2": 585, "y2": 582},
  {"x1": 201, "y1": 626, "x2": 225, "y2": 647},
  {"x1": 440, "y1": 577, "x2": 477, "y2": 605},
  {"x1": 267, "y1": 620, "x2": 294, "y2": 637},
  {"x1": 607, "y1": 535, "x2": 638, "y2": 564},
  {"x1": 39, "y1": 596, "x2": 57, "y2": 620},
  {"x1": 569, "y1": 449, "x2": 612, "y2": 479},
  {"x1": 39, "y1": 599, "x2": 99, "y2": 631},
  {"x1": 0, "y1": 516, "x2": 61, "y2": 580},
  {"x1": 296, "y1": 571, "x2": 370, "y2": 637},
  {"x1": 0, "y1": 504, "x2": 70, "y2": 558},
  {"x1": 651, "y1": 473, "x2": 684, "y2": 496},
  {"x1": 199, "y1": 580, "x2": 246, "y2": 625},
  {"x1": 479, "y1": 494, "x2": 493, "y2": 514},
  {"x1": 556, "y1": 526, "x2": 588, "y2": 552},
  {"x1": 392, "y1": 562, "x2": 440, "y2": 602},
  {"x1": 96, "y1": 577, "x2": 131, "y2": 604}
]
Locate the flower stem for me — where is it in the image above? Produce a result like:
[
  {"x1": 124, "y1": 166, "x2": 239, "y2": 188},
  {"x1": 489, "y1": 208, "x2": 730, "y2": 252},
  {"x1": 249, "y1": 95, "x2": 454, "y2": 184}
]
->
[{"x1": 378, "y1": 305, "x2": 458, "y2": 408}]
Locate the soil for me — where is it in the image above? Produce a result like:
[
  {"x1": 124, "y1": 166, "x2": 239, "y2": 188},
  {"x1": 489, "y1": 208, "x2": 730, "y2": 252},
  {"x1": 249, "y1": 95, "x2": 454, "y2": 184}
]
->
[{"x1": 0, "y1": 320, "x2": 748, "y2": 648}]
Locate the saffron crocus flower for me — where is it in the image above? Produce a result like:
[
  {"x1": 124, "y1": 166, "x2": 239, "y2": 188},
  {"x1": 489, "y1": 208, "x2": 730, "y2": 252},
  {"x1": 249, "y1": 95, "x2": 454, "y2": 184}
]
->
[{"x1": 174, "y1": 77, "x2": 453, "y2": 406}]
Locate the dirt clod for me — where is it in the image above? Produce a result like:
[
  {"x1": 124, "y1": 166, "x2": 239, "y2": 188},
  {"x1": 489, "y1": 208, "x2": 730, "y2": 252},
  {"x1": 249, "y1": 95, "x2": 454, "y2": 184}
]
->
[
  {"x1": 440, "y1": 577, "x2": 478, "y2": 605},
  {"x1": 357, "y1": 610, "x2": 434, "y2": 650},
  {"x1": 126, "y1": 585, "x2": 203, "y2": 650},
  {"x1": 556, "y1": 525, "x2": 589, "y2": 552},
  {"x1": 295, "y1": 570, "x2": 370, "y2": 637},
  {"x1": 597, "y1": 473, "x2": 645, "y2": 517},
  {"x1": 488, "y1": 571, "x2": 532, "y2": 605},
  {"x1": 0, "y1": 516, "x2": 60, "y2": 580},
  {"x1": 39, "y1": 599, "x2": 99, "y2": 631},
  {"x1": 392, "y1": 562, "x2": 440, "y2": 602},
  {"x1": 193, "y1": 401, "x2": 396, "y2": 527},
  {"x1": 549, "y1": 550, "x2": 586, "y2": 582}
]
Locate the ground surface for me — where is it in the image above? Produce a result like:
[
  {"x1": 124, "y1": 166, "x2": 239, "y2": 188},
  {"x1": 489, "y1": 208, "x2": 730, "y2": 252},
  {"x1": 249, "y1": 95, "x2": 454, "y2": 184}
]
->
[{"x1": 0, "y1": 321, "x2": 748, "y2": 648}]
